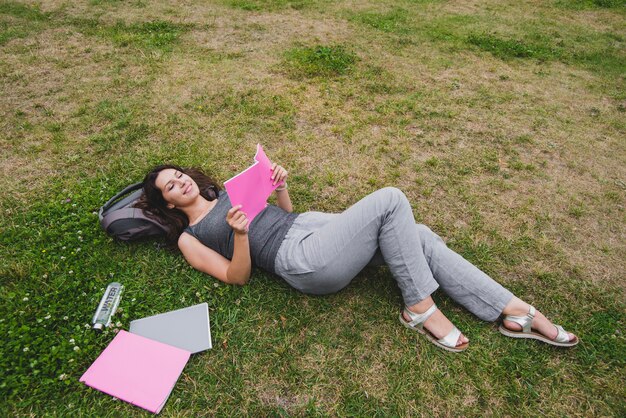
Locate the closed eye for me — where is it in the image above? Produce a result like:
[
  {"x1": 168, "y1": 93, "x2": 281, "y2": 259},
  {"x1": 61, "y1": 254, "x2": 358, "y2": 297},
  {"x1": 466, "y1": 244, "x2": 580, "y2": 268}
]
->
[{"x1": 167, "y1": 171, "x2": 183, "y2": 191}]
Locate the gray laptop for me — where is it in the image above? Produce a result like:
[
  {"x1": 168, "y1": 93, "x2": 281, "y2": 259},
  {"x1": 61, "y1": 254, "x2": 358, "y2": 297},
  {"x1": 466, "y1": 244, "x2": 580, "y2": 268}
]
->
[{"x1": 129, "y1": 302, "x2": 212, "y2": 354}]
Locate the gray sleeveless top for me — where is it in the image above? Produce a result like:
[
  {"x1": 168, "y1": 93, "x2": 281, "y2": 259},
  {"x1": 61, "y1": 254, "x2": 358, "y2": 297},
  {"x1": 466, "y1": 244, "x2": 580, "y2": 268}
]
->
[{"x1": 183, "y1": 191, "x2": 299, "y2": 274}]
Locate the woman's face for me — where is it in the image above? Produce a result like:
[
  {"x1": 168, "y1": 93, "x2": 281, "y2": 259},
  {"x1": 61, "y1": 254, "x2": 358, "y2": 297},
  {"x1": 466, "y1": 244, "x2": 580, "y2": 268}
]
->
[{"x1": 155, "y1": 168, "x2": 200, "y2": 208}]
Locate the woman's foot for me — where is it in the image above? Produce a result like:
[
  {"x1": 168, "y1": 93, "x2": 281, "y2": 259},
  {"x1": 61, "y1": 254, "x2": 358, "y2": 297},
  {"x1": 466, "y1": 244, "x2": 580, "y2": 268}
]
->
[
  {"x1": 500, "y1": 297, "x2": 578, "y2": 346},
  {"x1": 403, "y1": 297, "x2": 469, "y2": 349}
]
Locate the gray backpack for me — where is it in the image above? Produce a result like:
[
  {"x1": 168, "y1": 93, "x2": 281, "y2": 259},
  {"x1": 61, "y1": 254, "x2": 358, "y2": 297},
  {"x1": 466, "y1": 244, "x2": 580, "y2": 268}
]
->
[{"x1": 99, "y1": 182, "x2": 170, "y2": 241}]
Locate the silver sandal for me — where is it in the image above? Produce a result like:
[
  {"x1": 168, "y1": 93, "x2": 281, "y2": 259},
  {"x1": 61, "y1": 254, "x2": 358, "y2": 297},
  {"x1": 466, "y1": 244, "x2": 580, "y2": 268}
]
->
[
  {"x1": 399, "y1": 304, "x2": 468, "y2": 353},
  {"x1": 498, "y1": 305, "x2": 578, "y2": 347}
]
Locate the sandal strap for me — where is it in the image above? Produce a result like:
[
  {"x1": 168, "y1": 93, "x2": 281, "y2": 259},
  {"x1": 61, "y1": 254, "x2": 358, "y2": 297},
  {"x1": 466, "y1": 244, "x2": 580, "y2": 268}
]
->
[
  {"x1": 404, "y1": 304, "x2": 438, "y2": 329},
  {"x1": 439, "y1": 326, "x2": 462, "y2": 348},
  {"x1": 503, "y1": 305, "x2": 535, "y2": 333},
  {"x1": 553, "y1": 325, "x2": 571, "y2": 343}
]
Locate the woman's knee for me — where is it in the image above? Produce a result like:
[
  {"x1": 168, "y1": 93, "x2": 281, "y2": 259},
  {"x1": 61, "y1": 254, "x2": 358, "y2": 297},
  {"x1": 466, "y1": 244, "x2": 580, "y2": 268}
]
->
[
  {"x1": 378, "y1": 187, "x2": 410, "y2": 209},
  {"x1": 380, "y1": 186, "x2": 406, "y2": 198}
]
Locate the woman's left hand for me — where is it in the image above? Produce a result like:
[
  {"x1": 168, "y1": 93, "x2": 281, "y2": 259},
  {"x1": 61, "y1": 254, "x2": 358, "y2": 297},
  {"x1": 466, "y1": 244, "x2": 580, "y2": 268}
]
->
[{"x1": 270, "y1": 163, "x2": 288, "y2": 187}]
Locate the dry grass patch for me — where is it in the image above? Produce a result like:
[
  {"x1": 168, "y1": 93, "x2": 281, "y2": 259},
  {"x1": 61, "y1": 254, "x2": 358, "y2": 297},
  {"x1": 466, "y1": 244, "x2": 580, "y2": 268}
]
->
[
  {"x1": 375, "y1": 49, "x2": 626, "y2": 290},
  {"x1": 1, "y1": 27, "x2": 116, "y2": 200}
]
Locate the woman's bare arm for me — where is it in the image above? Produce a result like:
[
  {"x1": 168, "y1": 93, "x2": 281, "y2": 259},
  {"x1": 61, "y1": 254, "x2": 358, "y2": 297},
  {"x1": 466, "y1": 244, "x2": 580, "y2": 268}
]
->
[
  {"x1": 275, "y1": 188, "x2": 292, "y2": 212},
  {"x1": 271, "y1": 162, "x2": 292, "y2": 212},
  {"x1": 178, "y1": 232, "x2": 251, "y2": 285},
  {"x1": 178, "y1": 205, "x2": 252, "y2": 285}
]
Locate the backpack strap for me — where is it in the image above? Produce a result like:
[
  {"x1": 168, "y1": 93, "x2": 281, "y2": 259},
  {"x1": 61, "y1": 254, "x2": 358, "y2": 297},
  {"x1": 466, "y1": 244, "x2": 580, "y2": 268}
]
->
[{"x1": 98, "y1": 182, "x2": 144, "y2": 222}]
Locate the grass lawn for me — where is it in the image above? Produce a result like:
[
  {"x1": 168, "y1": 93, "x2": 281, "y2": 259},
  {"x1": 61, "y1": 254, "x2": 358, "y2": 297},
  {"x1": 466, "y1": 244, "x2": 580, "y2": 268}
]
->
[{"x1": 1, "y1": 0, "x2": 625, "y2": 416}]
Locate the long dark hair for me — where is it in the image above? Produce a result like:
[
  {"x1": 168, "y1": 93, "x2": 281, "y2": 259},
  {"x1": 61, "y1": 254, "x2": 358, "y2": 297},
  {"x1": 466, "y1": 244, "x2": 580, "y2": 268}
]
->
[{"x1": 135, "y1": 164, "x2": 221, "y2": 245}]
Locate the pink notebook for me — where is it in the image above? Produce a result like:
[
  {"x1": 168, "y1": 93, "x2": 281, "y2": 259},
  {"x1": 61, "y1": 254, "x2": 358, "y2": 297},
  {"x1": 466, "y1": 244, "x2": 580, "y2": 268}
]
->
[
  {"x1": 80, "y1": 330, "x2": 191, "y2": 414},
  {"x1": 223, "y1": 144, "x2": 283, "y2": 225}
]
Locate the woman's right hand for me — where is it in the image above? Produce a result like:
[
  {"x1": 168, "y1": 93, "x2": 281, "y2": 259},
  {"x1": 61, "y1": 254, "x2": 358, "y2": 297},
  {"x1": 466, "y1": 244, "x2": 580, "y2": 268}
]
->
[{"x1": 226, "y1": 205, "x2": 249, "y2": 235}]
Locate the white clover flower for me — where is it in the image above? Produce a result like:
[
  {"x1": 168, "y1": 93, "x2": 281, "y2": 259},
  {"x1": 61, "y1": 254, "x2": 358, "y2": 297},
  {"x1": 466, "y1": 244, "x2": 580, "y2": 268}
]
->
[
  {"x1": 22, "y1": 297, "x2": 29, "y2": 301},
  {"x1": 69, "y1": 338, "x2": 75, "y2": 344},
  {"x1": 44, "y1": 314, "x2": 51, "y2": 320},
  {"x1": 76, "y1": 248, "x2": 81, "y2": 252},
  {"x1": 77, "y1": 230, "x2": 82, "y2": 234},
  {"x1": 62, "y1": 246, "x2": 66, "y2": 250},
  {"x1": 213, "y1": 282, "x2": 219, "y2": 287},
  {"x1": 23, "y1": 347, "x2": 29, "y2": 352},
  {"x1": 195, "y1": 292, "x2": 201, "y2": 297},
  {"x1": 73, "y1": 346, "x2": 80, "y2": 351},
  {"x1": 60, "y1": 256, "x2": 66, "y2": 260},
  {"x1": 59, "y1": 374, "x2": 68, "y2": 380},
  {"x1": 69, "y1": 270, "x2": 73, "y2": 274},
  {"x1": 43, "y1": 273, "x2": 48, "y2": 279},
  {"x1": 84, "y1": 324, "x2": 90, "y2": 329},
  {"x1": 63, "y1": 316, "x2": 68, "y2": 320}
]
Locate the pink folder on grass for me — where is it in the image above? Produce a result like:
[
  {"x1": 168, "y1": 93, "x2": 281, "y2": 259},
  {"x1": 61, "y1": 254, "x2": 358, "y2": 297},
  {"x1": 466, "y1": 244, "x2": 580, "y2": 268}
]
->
[
  {"x1": 223, "y1": 144, "x2": 283, "y2": 225},
  {"x1": 80, "y1": 330, "x2": 190, "y2": 414}
]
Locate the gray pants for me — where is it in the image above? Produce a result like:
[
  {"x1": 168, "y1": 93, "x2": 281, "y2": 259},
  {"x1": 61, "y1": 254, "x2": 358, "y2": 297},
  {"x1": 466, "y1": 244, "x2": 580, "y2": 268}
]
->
[{"x1": 274, "y1": 187, "x2": 513, "y2": 322}]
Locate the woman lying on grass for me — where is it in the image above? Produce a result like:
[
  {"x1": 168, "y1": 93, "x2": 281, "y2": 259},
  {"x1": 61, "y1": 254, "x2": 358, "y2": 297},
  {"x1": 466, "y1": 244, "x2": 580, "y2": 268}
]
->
[{"x1": 137, "y1": 163, "x2": 578, "y2": 352}]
